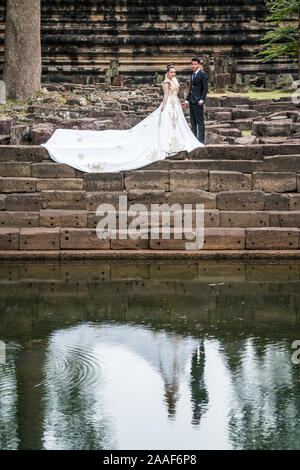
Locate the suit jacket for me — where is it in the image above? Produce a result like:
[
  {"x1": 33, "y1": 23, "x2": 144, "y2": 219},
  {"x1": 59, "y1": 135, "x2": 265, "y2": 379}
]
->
[{"x1": 186, "y1": 69, "x2": 208, "y2": 105}]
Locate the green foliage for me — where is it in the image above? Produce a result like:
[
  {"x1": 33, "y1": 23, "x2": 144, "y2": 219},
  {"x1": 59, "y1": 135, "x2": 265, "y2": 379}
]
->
[{"x1": 257, "y1": 0, "x2": 299, "y2": 62}]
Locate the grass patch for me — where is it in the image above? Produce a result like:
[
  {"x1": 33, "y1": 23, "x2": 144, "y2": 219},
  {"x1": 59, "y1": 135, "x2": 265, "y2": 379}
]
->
[{"x1": 242, "y1": 130, "x2": 253, "y2": 135}]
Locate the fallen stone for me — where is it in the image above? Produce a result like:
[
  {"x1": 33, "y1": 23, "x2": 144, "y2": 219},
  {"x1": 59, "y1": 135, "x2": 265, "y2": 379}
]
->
[
  {"x1": 31, "y1": 123, "x2": 55, "y2": 144},
  {"x1": 234, "y1": 135, "x2": 257, "y2": 145}
]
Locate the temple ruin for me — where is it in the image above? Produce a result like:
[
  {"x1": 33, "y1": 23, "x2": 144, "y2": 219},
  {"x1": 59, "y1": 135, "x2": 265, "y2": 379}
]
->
[{"x1": 0, "y1": 0, "x2": 297, "y2": 84}]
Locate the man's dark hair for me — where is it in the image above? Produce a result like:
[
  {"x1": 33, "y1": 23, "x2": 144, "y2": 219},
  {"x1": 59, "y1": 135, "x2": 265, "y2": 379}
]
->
[{"x1": 191, "y1": 57, "x2": 200, "y2": 63}]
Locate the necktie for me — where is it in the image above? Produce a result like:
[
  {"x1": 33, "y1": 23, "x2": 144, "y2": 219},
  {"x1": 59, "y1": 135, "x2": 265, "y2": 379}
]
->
[{"x1": 192, "y1": 72, "x2": 196, "y2": 81}]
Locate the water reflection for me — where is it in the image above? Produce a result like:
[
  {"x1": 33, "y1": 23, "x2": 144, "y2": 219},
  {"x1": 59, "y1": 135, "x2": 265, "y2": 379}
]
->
[
  {"x1": 0, "y1": 261, "x2": 299, "y2": 449},
  {"x1": 41, "y1": 324, "x2": 209, "y2": 449},
  {"x1": 0, "y1": 343, "x2": 19, "y2": 450}
]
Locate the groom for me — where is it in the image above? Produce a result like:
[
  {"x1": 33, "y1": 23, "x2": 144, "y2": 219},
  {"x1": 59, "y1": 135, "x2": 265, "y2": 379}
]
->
[{"x1": 182, "y1": 57, "x2": 208, "y2": 144}]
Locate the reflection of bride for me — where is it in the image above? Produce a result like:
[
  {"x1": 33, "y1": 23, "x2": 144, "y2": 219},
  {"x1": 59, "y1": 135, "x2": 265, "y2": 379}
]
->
[{"x1": 41, "y1": 64, "x2": 205, "y2": 173}]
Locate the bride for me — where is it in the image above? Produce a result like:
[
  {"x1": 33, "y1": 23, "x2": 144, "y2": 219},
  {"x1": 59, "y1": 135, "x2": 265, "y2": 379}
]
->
[{"x1": 41, "y1": 64, "x2": 205, "y2": 173}]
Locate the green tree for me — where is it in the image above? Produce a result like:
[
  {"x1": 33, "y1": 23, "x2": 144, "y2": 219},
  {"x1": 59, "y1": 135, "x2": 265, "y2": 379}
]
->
[{"x1": 257, "y1": 0, "x2": 300, "y2": 78}]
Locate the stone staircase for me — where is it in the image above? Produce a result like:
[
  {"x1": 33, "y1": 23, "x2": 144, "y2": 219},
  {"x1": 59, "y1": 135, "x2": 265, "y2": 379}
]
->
[
  {"x1": 0, "y1": 0, "x2": 296, "y2": 83},
  {"x1": 0, "y1": 143, "x2": 300, "y2": 259}
]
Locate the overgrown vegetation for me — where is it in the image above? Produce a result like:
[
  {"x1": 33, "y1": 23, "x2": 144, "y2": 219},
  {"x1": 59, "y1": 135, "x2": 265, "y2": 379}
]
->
[{"x1": 257, "y1": 0, "x2": 300, "y2": 77}]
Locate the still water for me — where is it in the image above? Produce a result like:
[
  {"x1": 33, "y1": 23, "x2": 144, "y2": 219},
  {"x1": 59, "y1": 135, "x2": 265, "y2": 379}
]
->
[{"x1": 0, "y1": 260, "x2": 299, "y2": 450}]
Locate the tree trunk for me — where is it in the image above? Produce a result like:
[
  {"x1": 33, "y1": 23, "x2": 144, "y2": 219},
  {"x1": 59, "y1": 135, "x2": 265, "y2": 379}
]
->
[
  {"x1": 298, "y1": 8, "x2": 300, "y2": 79},
  {"x1": 3, "y1": 0, "x2": 41, "y2": 100}
]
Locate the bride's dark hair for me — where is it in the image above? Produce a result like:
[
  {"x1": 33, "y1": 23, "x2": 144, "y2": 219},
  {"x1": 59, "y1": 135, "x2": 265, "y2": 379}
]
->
[{"x1": 166, "y1": 63, "x2": 175, "y2": 72}]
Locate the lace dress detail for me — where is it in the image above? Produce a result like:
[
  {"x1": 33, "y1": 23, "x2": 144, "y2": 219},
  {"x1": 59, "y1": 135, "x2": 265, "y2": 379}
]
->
[{"x1": 41, "y1": 77, "x2": 204, "y2": 173}]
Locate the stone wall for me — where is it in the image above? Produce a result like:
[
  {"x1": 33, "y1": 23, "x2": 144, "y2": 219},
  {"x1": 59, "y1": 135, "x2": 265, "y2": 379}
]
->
[{"x1": 0, "y1": 0, "x2": 297, "y2": 83}]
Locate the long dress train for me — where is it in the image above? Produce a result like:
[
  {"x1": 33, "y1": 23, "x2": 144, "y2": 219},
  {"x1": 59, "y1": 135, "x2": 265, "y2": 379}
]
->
[{"x1": 41, "y1": 77, "x2": 205, "y2": 173}]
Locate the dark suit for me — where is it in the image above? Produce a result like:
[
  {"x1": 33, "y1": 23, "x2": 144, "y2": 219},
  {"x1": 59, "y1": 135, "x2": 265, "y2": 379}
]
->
[{"x1": 186, "y1": 69, "x2": 208, "y2": 144}]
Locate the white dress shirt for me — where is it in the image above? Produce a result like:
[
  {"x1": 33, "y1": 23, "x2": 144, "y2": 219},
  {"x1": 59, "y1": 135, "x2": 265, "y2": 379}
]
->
[{"x1": 185, "y1": 68, "x2": 204, "y2": 105}]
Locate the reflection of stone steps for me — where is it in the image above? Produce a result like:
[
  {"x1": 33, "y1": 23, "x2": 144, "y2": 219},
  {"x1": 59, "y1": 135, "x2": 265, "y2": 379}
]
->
[{"x1": 0, "y1": 144, "x2": 299, "y2": 257}]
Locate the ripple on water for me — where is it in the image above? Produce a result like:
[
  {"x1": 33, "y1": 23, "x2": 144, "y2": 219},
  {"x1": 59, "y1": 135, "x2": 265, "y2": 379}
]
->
[{"x1": 37, "y1": 343, "x2": 102, "y2": 391}]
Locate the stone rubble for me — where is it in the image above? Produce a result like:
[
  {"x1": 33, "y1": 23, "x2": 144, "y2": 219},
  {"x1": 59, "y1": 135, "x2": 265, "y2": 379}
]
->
[{"x1": 0, "y1": 83, "x2": 298, "y2": 146}]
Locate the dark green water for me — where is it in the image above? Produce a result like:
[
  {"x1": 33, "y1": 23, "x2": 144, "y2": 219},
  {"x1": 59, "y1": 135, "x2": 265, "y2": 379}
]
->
[{"x1": 0, "y1": 260, "x2": 300, "y2": 450}]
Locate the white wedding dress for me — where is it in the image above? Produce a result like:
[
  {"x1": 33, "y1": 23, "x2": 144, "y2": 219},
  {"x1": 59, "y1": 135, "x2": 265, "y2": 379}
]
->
[{"x1": 41, "y1": 77, "x2": 205, "y2": 173}]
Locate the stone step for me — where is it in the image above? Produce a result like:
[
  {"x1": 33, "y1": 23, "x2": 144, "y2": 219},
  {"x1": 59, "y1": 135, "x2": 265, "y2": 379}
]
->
[
  {"x1": 161, "y1": 156, "x2": 300, "y2": 172},
  {"x1": 1, "y1": 209, "x2": 300, "y2": 229},
  {"x1": 0, "y1": 226, "x2": 298, "y2": 251},
  {"x1": 0, "y1": 155, "x2": 300, "y2": 180},
  {"x1": 1, "y1": 190, "x2": 300, "y2": 211},
  {"x1": 0, "y1": 169, "x2": 299, "y2": 193},
  {"x1": 1, "y1": 144, "x2": 300, "y2": 162}
]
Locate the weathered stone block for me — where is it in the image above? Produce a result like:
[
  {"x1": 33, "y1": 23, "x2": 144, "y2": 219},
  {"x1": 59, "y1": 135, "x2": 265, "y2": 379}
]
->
[
  {"x1": 0, "y1": 117, "x2": 13, "y2": 135},
  {"x1": 269, "y1": 211, "x2": 300, "y2": 227},
  {"x1": 111, "y1": 230, "x2": 149, "y2": 249},
  {"x1": 20, "y1": 227, "x2": 60, "y2": 250},
  {"x1": 10, "y1": 125, "x2": 31, "y2": 144},
  {"x1": 0, "y1": 211, "x2": 39, "y2": 227},
  {"x1": 290, "y1": 194, "x2": 300, "y2": 210},
  {"x1": 262, "y1": 155, "x2": 300, "y2": 172},
  {"x1": 40, "y1": 209, "x2": 87, "y2": 227},
  {"x1": 31, "y1": 123, "x2": 55, "y2": 145},
  {"x1": 149, "y1": 227, "x2": 245, "y2": 250},
  {"x1": 0, "y1": 195, "x2": 5, "y2": 210},
  {"x1": 84, "y1": 173, "x2": 124, "y2": 191},
  {"x1": 253, "y1": 172, "x2": 297, "y2": 192},
  {"x1": 233, "y1": 119, "x2": 254, "y2": 131},
  {"x1": 201, "y1": 228, "x2": 245, "y2": 249},
  {"x1": 203, "y1": 209, "x2": 220, "y2": 227},
  {"x1": 170, "y1": 160, "x2": 220, "y2": 171},
  {"x1": 166, "y1": 189, "x2": 216, "y2": 208},
  {"x1": 0, "y1": 227, "x2": 19, "y2": 249},
  {"x1": 246, "y1": 227, "x2": 299, "y2": 249},
  {"x1": 253, "y1": 120, "x2": 292, "y2": 137},
  {"x1": 149, "y1": 228, "x2": 197, "y2": 250},
  {"x1": 0, "y1": 162, "x2": 31, "y2": 177},
  {"x1": 220, "y1": 211, "x2": 269, "y2": 227},
  {"x1": 234, "y1": 135, "x2": 257, "y2": 145},
  {"x1": 217, "y1": 128, "x2": 242, "y2": 137},
  {"x1": 31, "y1": 162, "x2": 76, "y2": 178},
  {"x1": 216, "y1": 190, "x2": 264, "y2": 210},
  {"x1": 42, "y1": 190, "x2": 86, "y2": 209},
  {"x1": 0, "y1": 177, "x2": 37, "y2": 193},
  {"x1": 86, "y1": 191, "x2": 125, "y2": 210},
  {"x1": 60, "y1": 228, "x2": 110, "y2": 249},
  {"x1": 169, "y1": 170, "x2": 208, "y2": 191},
  {"x1": 5, "y1": 193, "x2": 42, "y2": 211},
  {"x1": 218, "y1": 160, "x2": 264, "y2": 172},
  {"x1": 0, "y1": 146, "x2": 45, "y2": 163},
  {"x1": 264, "y1": 193, "x2": 290, "y2": 211},
  {"x1": 125, "y1": 170, "x2": 169, "y2": 191},
  {"x1": 223, "y1": 96, "x2": 249, "y2": 107},
  {"x1": 209, "y1": 171, "x2": 252, "y2": 191},
  {"x1": 214, "y1": 112, "x2": 232, "y2": 121},
  {"x1": 37, "y1": 178, "x2": 84, "y2": 191},
  {"x1": 232, "y1": 109, "x2": 258, "y2": 119},
  {"x1": 127, "y1": 190, "x2": 167, "y2": 207}
]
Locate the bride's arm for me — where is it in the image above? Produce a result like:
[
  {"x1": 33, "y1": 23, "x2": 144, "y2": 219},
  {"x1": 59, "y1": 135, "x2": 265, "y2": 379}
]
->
[{"x1": 161, "y1": 82, "x2": 169, "y2": 112}]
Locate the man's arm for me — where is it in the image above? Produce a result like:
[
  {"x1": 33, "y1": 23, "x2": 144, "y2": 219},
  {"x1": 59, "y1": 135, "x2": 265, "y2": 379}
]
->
[
  {"x1": 185, "y1": 81, "x2": 191, "y2": 104},
  {"x1": 199, "y1": 71, "x2": 208, "y2": 103}
]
